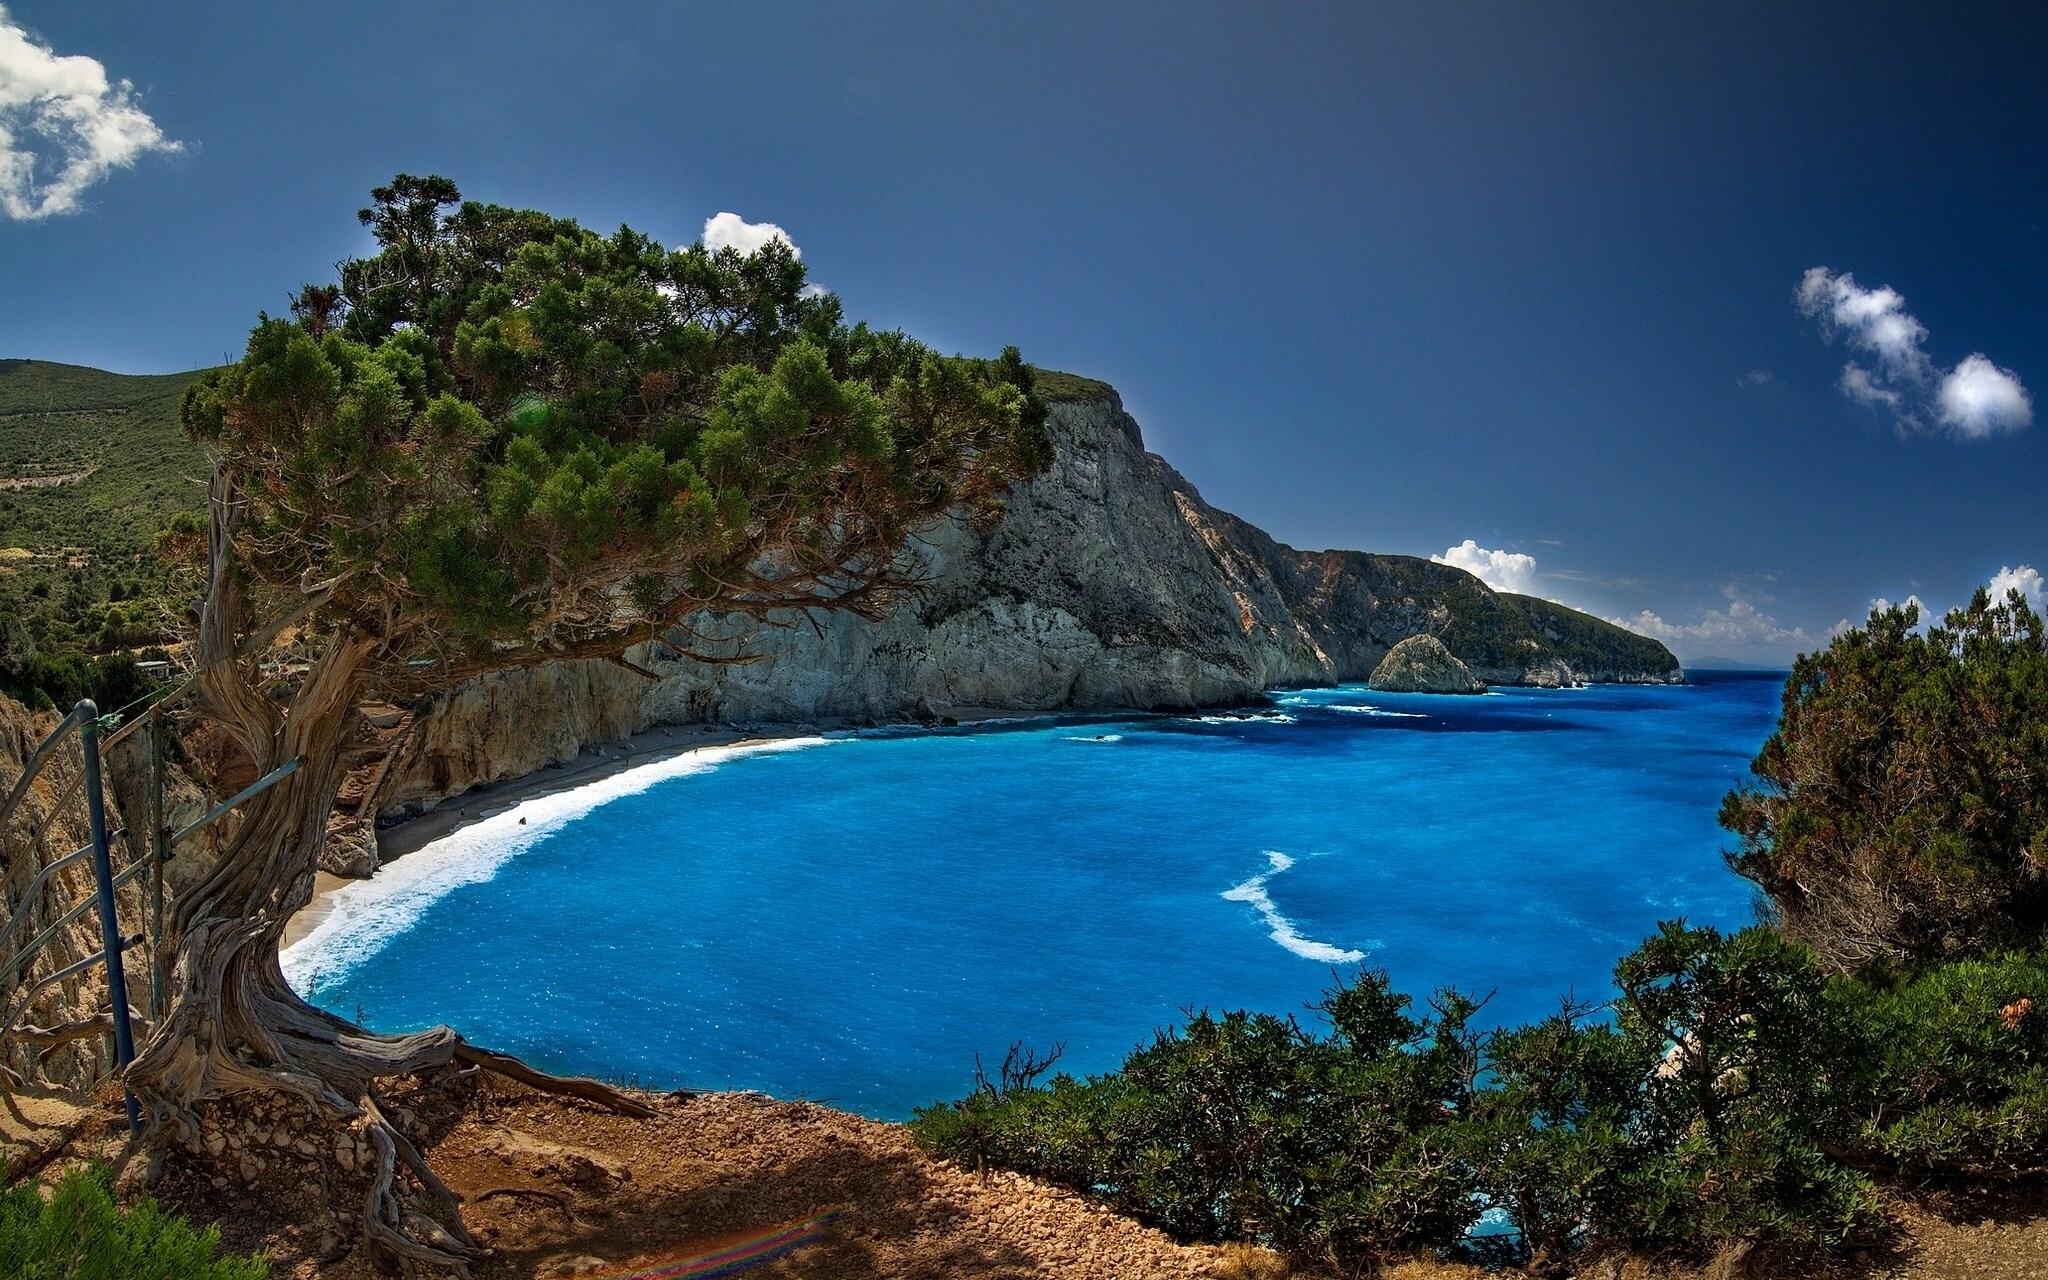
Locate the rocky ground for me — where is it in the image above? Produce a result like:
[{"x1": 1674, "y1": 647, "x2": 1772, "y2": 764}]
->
[{"x1": 6, "y1": 1077, "x2": 2045, "y2": 1280}]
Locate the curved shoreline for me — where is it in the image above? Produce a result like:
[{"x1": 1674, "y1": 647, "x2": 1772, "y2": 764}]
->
[{"x1": 282, "y1": 707, "x2": 1077, "y2": 953}]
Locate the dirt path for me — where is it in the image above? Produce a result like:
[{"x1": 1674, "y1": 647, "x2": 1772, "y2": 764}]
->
[{"x1": 26, "y1": 1077, "x2": 2048, "y2": 1280}]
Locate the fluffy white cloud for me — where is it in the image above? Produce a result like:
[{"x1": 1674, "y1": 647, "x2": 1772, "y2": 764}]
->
[
  {"x1": 1987, "y1": 564, "x2": 2044, "y2": 610},
  {"x1": 1432, "y1": 540, "x2": 1539, "y2": 595},
  {"x1": 1612, "y1": 593, "x2": 1813, "y2": 650},
  {"x1": 0, "y1": 6, "x2": 180, "y2": 219},
  {"x1": 701, "y1": 211, "x2": 800, "y2": 258},
  {"x1": 1795, "y1": 267, "x2": 2030, "y2": 440},
  {"x1": 1937, "y1": 354, "x2": 2032, "y2": 437},
  {"x1": 1869, "y1": 593, "x2": 1931, "y2": 620}
]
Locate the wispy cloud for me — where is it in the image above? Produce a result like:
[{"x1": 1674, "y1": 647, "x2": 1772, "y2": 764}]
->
[
  {"x1": 1796, "y1": 267, "x2": 2031, "y2": 438},
  {"x1": 702, "y1": 211, "x2": 800, "y2": 258},
  {"x1": 1431, "y1": 539, "x2": 1539, "y2": 595},
  {"x1": 1610, "y1": 585, "x2": 1813, "y2": 651},
  {"x1": 0, "y1": 5, "x2": 181, "y2": 220}
]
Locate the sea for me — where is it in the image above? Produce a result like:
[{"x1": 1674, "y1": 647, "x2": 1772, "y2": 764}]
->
[{"x1": 284, "y1": 671, "x2": 1783, "y2": 1119}]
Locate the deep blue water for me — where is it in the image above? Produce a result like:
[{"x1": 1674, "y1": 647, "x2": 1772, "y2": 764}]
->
[{"x1": 285, "y1": 671, "x2": 1783, "y2": 1119}]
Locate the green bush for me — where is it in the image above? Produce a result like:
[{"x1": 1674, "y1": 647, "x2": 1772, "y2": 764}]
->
[
  {"x1": 917, "y1": 927, "x2": 1899, "y2": 1274},
  {"x1": 1832, "y1": 950, "x2": 2048, "y2": 1176},
  {"x1": 915, "y1": 971, "x2": 1486, "y2": 1275},
  {"x1": 0, "y1": 1164, "x2": 268, "y2": 1279},
  {"x1": 1721, "y1": 590, "x2": 2048, "y2": 969}
]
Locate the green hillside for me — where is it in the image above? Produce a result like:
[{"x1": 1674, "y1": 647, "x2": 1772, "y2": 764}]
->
[
  {"x1": 0, "y1": 359, "x2": 212, "y2": 662},
  {"x1": 1498, "y1": 591, "x2": 1682, "y2": 678}
]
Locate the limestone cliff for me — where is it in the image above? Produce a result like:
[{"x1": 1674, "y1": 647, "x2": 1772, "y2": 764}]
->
[{"x1": 378, "y1": 386, "x2": 1678, "y2": 816}]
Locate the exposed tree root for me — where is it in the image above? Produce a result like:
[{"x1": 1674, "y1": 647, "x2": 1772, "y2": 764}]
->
[{"x1": 130, "y1": 931, "x2": 651, "y2": 1276}]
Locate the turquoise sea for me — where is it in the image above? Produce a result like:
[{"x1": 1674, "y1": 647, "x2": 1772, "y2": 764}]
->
[{"x1": 285, "y1": 672, "x2": 1783, "y2": 1119}]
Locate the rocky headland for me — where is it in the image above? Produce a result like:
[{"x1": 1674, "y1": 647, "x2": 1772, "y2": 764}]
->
[{"x1": 371, "y1": 382, "x2": 1678, "y2": 819}]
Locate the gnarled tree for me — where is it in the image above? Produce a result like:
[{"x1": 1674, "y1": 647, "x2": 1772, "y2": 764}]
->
[{"x1": 130, "y1": 175, "x2": 1050, "y2": 1273}]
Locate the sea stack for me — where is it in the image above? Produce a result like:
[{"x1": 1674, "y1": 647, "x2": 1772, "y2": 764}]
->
[{"x1": 1368, "y1": 634, "x2": 1486, "y2": 694}]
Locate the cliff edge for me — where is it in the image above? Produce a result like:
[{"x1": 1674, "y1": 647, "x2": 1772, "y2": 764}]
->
[{"x1": 379, "y1": 383, "x2": 1679, "y2": 813}]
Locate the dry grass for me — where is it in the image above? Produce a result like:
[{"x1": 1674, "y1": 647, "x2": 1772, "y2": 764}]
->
[{"x1": 1211, "y1": 1241, "x2": 1293, "y2": 1279}]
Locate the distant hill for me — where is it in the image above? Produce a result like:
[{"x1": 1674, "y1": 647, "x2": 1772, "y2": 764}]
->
[
  {"x1": 1687, "y1": 657, "x2": 1789, "y2": 673},
  {"x1": 0, "y1": 359, "x2": 212, "y2": 655}
]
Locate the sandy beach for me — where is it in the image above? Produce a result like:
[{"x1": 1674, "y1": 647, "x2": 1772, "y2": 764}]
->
[
  {"x1": 282, "y1": 708, "x2": 1063, "y2": 951},
  {"x1": 282, "y1": 722, "x2": 787, "y2": 949}
]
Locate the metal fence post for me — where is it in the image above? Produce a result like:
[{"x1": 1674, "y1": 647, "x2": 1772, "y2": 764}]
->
[
  {"x1": 148, "y1": 703, "x2": 168, "y2": 1019},
  {"x1": 76, "y1": 699, "x2": 142, "y2": 1134}
]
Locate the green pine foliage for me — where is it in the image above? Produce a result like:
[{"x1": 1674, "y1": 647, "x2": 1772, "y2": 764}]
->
[
  {"x1": 1722, "y1": 589, "x2": 2048, "y2": 969},
  {"x1": 1831, "y1": 950, "x2": 2048, "y2": 1176},
  {"x1": 0, "y1": 1165, "x2": 268, "y2": 1280},
  {"x1": 181, "y1": 175, "x2": 1053, "y2": 671}
]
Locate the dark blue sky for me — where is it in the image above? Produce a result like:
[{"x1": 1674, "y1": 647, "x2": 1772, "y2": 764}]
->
[{"x1": 3, "y1": 2, "x2": 2042, "y2": 661}]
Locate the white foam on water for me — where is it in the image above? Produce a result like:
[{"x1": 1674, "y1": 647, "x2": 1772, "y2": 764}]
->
[
  {"x1": 1193, "y1": 711, "x2": 1297, "y2": 725},
  {"x1": 281, "y1": 736, "x2": 835, "y2": 993},
  {"x1": 1221, "y1": 850, "x2": 1367, "y2": 964},
  {"x1": 1325, "y1": 703, "x2": 1428, "y2": 719},
  {"x1": 1062, "y1": 733, "x2": 1125, "y2": 743}
]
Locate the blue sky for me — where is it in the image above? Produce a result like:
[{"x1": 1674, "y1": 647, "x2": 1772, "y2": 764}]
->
[{"x1": 1, "y1": 2, "x2": 2042, "y2": 662}]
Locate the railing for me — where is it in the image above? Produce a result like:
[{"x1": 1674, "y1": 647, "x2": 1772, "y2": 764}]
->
[{"x1": 1, "y1": 697, "x2": 299, "y2": 1133}]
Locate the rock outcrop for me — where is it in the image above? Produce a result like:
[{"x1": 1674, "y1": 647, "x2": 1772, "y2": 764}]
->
[
  {"x1": 377, "y1": 385, "x2": 1680, "y2": 818},
  {"x1": 1368, "y1": 635, "x2": 1486, "y2": 694}
]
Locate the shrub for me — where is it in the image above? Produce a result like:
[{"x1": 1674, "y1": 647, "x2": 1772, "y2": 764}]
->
[
  {"x1": 1831, "y1": 950, "x2": 2048, "y2": 1176},
  {"x1": 914, "y1": 971, "x2": 1485, "y2": 1275},
  {"x1": 919, "y1": 929, "x2": 1900, "y2": 1274},
  {"x1": 1461, "y1": 1007, "x2": 1644, "y2": 1272},
  {"x1": 0, "y1": 1164, "x2": 269, "y2": 1279},
  {"x1": 1721, "y1": 590, "x2": 2048, "y2": 970},
  {"x1": 1608, "y1": 924, "x2": 1878, "y2": 1259}
]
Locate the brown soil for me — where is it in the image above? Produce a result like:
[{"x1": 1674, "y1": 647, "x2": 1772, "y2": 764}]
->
[
  {"x1": 12, "y1": 1077, "x2": 2048, "y2": 1280},
  {"x1": 154, "y1": 1079, "x2": 1225, "y2": 1280}
]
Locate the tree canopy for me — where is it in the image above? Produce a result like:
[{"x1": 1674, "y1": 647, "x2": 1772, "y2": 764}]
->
[
  {"x1": 1721, "y1": 588, "x2": 2048, "y2": 970},
  {"x1": 179, "y1": 174, "x2": 1052, "y2": 690}
]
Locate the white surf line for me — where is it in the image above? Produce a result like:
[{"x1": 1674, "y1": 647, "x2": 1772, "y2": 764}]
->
[
  {"x1": 280, "y1": 736, "x2": 835, "y2": 993},
  {"x1": 1221, "y1": 850, "x2": 1367, "y2": 964}
]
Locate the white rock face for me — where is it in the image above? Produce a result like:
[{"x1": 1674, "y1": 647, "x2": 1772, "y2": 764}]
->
[{"x1": 378, "y1": 390, "x2": 1678, "y2": 815}]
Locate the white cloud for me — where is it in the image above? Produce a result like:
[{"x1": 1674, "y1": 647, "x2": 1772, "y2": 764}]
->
[
  {"x1": 701, "y1": 211, "x2": 799, "y2": 258},
  {"x1": 1432, "y1": 540, "x2": 1539, "y2": 595},
  {"x1": 1795, "y1": 266, "x2": 2030, "y2": 440},
  {"x1": 1869, "y1": 593, "x2": 1931, "y2": 620},
  {"x1": 1614, "y1": 598, "x2": 1812, "y2": 650},
  {"x1": 1937, "y1": 354, "x2": 2032, "y2": 437},
  {"x1": 1987, "y1": 564, "x2": 2043, "y2": 610},
  {"x1": 1610, "y1": 585, "x2": 1814, "y2": 656},
  {"x1": 1838, "y1": 362, "x2": 1901, "y2": 411},
  {"x1": 0, "y1": 6, "x2": 180, "y2": 219},
  {"x1": 1796, "y1": 267, "x2": 1932, "y2": 383}
]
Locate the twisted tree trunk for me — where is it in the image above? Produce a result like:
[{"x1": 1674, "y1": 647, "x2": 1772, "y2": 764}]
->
[{"x1": 126, "y1": 472, "x2": 650, "y2": 1276}]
